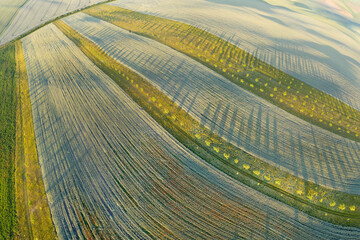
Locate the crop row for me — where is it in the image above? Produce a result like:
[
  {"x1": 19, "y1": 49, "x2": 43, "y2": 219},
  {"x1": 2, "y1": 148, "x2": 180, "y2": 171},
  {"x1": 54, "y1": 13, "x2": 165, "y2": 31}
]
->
[
  {"x1": 54, "y1": 19, "x2": 360, "y2": 227},
  {"x1": 83, "y1": 5, "x2": 360, "y2": 142},
  {"x1": 21, "y1": 23, "x2": 360, "y2": 239},
  {"x1": 63, "y1": 12, "x2": 360, "y2": 196}
]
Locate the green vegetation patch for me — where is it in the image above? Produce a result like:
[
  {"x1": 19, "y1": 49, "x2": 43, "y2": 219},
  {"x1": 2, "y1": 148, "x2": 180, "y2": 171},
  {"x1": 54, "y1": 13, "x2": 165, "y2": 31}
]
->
[
  {"x1": 84, "y1": 5, "x2": 360, "y2": 142},
  {"x1": 0, "y1": 43, "x2": 17, "y2": 239},
  {"x1": 55, "y1": 20, "x2": 360, "y2": 227}
]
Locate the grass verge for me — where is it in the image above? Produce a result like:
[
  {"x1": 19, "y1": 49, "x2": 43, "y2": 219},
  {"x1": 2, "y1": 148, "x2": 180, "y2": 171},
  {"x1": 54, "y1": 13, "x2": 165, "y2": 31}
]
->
[
  {"x1": 84, "y1": 5, "x2": 360, "y2": 142},
  {"x1": 14, "y1": 41, "x2": 57, "y2": 239},
  {"x1": 55, "y1": 20, "x2": 360, "y2": 227}
]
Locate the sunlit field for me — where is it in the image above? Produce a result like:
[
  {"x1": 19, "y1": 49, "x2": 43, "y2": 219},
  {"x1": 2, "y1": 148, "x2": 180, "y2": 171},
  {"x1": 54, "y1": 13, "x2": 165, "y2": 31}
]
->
[{"x1": 0, "y1": 0, "x2": 359, "y2": 239}]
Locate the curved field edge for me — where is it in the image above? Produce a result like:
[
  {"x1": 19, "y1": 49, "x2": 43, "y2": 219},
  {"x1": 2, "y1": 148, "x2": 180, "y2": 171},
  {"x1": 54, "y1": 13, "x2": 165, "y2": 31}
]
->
[
  {"x1": 0, "y1": 43, "x2": 16, "y2": 239},
  {"x1": 54, "y1": 20, "x2": 360, "y2": 227},
  {"x1": 14, "y1": 41, "x2": 57, "y2": 239},
  {"x1": 83, "y1": 5, "x2": 360, "y2": 142}
]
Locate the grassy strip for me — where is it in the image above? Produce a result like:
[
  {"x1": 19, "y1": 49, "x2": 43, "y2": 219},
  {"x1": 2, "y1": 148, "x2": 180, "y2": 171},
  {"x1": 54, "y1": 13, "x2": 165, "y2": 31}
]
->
[
  {"x1": 0, "y1": 43, "x2": 17, "y2": 239},
  {"x1": 14, "y1": 41, "x2": 31, "y2": 239},
  {"x1": 55, "y1": 20, "x2": 360, "y2": 227},
  {"x1": 14, "y1": 41, "x2": 57, "y2": 239},
  {"x1": 84, "y1": 5, "x2": 360, "y2": 142}
]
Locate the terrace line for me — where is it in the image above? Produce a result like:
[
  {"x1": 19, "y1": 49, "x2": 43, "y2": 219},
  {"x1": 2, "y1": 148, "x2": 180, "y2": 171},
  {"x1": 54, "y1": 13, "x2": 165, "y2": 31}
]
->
[{"x1": 63, "y1": 12, "x2": 360, "y2": 195}]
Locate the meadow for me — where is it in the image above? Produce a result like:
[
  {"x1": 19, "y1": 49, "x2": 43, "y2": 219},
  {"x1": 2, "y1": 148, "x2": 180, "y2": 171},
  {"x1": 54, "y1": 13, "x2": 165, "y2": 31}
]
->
[
  {"x1": 55, "y1": 19, "x2": 360, "y2": 227},
  {"x1": 0, "y1": 43, "x2": 16, "y2": 239},
  {"x1": 84, "y1": 5, "x2": 360, "y2": 142}
]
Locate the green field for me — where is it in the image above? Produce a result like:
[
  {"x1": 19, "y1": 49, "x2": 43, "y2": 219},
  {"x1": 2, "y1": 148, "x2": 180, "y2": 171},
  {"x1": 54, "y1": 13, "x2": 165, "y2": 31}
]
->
[
  {"x1": 0, "y1": 43, "x2": 17, "y2": 239},
  {"x1": 84, "y1": 5, "x2": 360, "y2": 142},
  {"x1": 55, "y1": 19, "x2": 360, "y2": 227}
]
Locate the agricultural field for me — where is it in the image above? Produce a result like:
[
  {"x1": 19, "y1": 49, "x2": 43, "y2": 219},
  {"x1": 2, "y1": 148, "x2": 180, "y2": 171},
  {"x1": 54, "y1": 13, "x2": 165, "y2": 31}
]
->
[
  {"x1": 0, "y1": 0, "x2": 28, "y2": 36},
  {"x1": 84, "y1": 5, "x2": 360, "y2": 143},
  {"x1": 109, "y1": 0, "x2": 360, "y2": 111},
  {"x1": 14, "y1": 41, "x2": 56, "y2": 239},
  {"x1": 0, "y1": 0, "x2": 106, "y2": 46},
  {"x1": 20, "y1": 22, "x2": 360, "y2": 238},
  {"x1": 0, "y1": 39, "x2": 55, "y2": 239},
  {"x1": 0, "y1": 0, "x2": 359, "y2": 239},
  {"x1": 62, "y1": 12, "x2": 360, "y2": 196},
  {"x1": 264, "y1": 0, "x2": 360, "y2": 23},
  {"x1": 54, "y1": 16, "x2": 360, "y2": 227}
]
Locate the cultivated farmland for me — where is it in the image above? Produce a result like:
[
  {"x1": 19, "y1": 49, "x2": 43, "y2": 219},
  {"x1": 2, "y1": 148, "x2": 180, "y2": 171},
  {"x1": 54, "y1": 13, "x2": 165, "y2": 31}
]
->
[
  {"x1": 56, "y1": 17, "x2": 360, "y2": 227},
  {"x1": 0, "y1": 0, "x2": 105, "y2": 46},
  {"x1": 0, "y1": 0, "x2": 28, "y2": 36},
  {"x1": 109, "y1": 0, "x2": 360, "y2": 111},
  {"x1": 21, "y1": 23, "x2": 360, "y2": 239},
  {"x1": 0, "y1": 0, "x2": 358, "y2": 238},
  {"x1": 14, "y1": 41, "x2": 56, "y2": 239},
  {"x1": 63, "y1": 13, "x2": 360, "y2": 196},
  {"x1": 84, "y1": 5, "x2": 360, "y2": 142}
]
